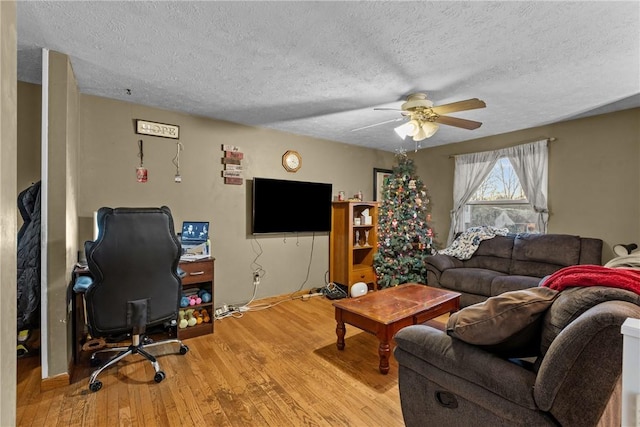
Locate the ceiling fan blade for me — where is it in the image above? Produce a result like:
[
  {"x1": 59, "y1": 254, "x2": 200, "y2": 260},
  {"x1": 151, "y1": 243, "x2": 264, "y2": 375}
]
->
[
  {"x1": 434, "y1": 115, "x2": 483, "y2": 130},
  {"x1": 373, "y1": 107, "x2": 403, "y2": 111},
  {"x1": 351, "y1": 117, "x2": 406, "y2": 132},
  {"x1": 431, "y1": 98, "x2": 486, "y2": 115}
]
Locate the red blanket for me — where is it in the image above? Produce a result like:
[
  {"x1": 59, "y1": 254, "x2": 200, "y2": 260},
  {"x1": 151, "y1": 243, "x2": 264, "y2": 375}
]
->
[{"x1": 541, "y1": 264, "x2": 640, "y2": 295}]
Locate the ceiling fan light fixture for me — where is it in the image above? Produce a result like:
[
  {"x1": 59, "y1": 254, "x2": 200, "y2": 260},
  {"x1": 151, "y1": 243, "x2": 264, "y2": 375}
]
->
[
  {"x1": 421, "y1": 121, "x2": 439, "y2": 138},
  {"x1": 394, "y1": 120, "x2": 420, "y2": 139},
  {"x1": 374, "y1": 93, "x2": 484, "y2": 143},
  {"x1": 393, "y1": 123, "x2": 409, "y2": 139},
  {"x1": 412, "y1": 126, "x2": 427, "y2": 141}
]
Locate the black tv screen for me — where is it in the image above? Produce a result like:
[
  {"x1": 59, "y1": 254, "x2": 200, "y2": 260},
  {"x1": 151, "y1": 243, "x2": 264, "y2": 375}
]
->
[{"x1": 252, "y1": 177, "x2": 332, "y2": 234}]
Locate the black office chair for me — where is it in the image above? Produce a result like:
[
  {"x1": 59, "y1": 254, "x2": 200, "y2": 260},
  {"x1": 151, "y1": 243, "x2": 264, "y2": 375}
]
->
[{"x1": 84, "y1": 206, "x2": 189, "y2": 392}]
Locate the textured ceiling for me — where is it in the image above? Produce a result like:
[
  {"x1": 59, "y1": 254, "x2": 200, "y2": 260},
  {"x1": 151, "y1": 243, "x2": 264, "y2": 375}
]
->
[{"x1": 17, "y1": 1, "x2": 640, "y2": 152}]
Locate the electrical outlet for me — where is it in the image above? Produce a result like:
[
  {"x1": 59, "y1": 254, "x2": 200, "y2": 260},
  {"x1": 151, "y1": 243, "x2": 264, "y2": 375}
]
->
[
  {"x1": 253, "y1": 271, "x2": 260, "y2": 285},
  {"x1": 174, "y1": 174, "x2": 182, "y2": 183}
]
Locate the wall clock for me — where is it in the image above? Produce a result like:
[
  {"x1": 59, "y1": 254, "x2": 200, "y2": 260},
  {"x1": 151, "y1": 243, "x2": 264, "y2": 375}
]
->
[{"x1": 282, "y1": 150, "x2": 302, "y2": 172}]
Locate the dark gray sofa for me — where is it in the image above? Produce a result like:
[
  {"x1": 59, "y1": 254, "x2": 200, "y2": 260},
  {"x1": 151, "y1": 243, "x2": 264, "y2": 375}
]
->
[
  {"x1": 394, "y1": 286, "x2": 640, "y2": 426},
  {"x1": 426, "y1": 233, "x2": 603, "y2": 307}
]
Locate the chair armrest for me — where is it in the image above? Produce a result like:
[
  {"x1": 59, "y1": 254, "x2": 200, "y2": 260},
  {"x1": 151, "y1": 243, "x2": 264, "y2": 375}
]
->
[
  {"x1": 534, "y1": 301, "x2": 640, "y2": 426},
  {"x1": 73, "y1": 276, "x2": 94, "y2": 293},
  {"x1": 394, "y1": 325, "x2": 537, "y2": 409}
]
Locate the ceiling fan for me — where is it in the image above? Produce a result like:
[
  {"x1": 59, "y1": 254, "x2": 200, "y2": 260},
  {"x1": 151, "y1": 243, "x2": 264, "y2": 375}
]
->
[{"x1": 353, "y1": 93, "x2": 486, "y2": 142}]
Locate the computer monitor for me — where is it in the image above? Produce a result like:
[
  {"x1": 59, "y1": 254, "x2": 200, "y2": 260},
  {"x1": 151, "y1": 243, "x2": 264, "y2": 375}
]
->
[{"x1": 181, "y1": 221, "x2": 209, "y2": 247}]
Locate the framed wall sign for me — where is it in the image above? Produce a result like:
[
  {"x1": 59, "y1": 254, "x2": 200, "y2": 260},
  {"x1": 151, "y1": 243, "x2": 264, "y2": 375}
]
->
[
  {"x1": 135, "y1": 119, "x2": 180, "y2": 139},
  {"x1": 373, "y1": 168, "x2": 393, "y2": 201}
]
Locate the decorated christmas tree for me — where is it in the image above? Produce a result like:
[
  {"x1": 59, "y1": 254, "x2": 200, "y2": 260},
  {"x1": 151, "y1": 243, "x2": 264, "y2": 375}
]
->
[{"x1": 373, "y1": 154, "x2": 438, "y2": 288}]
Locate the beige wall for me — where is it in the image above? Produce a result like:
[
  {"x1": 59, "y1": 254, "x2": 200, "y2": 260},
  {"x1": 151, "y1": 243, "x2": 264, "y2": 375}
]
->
[
  {"x1": 414, "y1": 108, "x2": 640, "y2": 262},
  {"x1": 0, "y1": 1, "x2": 17, "y2": 424},
  {"x1": 17, "y1": 82, "x2": 41, "y2": 193},
  {"x1": 17, "y1": 81, "x2": 395, "y2": 380},
  {"x1": 45, "y1": 51, "x2": 79, "y2": 376},
  {"x1": 77, "y1": 94, "x2": 394, "y2": 306}
]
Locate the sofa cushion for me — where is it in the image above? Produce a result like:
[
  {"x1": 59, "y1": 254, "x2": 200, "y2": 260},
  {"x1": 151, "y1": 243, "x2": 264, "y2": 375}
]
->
[
  {"x1": 440, "y1": 268, "x2": 505, "y2": 297},
  {"x1": 579, "y1": 238, "x2": 603, "y2": 265},
  {"x1": 474, "y1": 235, "x2": 516, "y2": 258},
  {"x1": 447, "y1": 287, "x2": 560, "y2": 357},
  {"x1": 459, "y1": 235, "x2": 514, "y2": 274},
  {"x1": 509, "y1": 259, "x2": 567, "y2": 278},
  {"x1": 491, "y1": 275, "x2": 544, "y2": 296},
  {"x1": 463, "y1": 255, "x2": 512, "y2": 274},
  {"x1": 539, "y1": 286, "x2": 640, "y2": 356},
  {"x1": 512, "y1": 233, "x2": 581, "y2": 267},
  {"x1": 509, "y1": 234, "x2": 583, "y2": 277}
]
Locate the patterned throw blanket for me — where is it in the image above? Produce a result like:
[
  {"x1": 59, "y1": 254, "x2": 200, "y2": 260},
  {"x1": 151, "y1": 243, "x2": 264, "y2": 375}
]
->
[
  {"x1": 438, "y1": 226, "x2": 510, "y2": 260},
  {"x1": 541, "y1": 264, "x2": 640, "y2": 296}
]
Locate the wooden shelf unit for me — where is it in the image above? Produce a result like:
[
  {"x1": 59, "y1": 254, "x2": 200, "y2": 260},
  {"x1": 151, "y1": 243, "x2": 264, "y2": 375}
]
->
[
  {"x1": 178, "y1": 257, "x2": 215, "y2": 339},
  {"x1": 330, "y1": 201, "x2": 379, "y2": 294}
]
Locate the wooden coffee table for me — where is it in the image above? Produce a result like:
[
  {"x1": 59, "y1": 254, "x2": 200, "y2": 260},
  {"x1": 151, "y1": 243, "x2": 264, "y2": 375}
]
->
[{"x1": 333, "y1": 284, "x2": 461, "y2": 374}]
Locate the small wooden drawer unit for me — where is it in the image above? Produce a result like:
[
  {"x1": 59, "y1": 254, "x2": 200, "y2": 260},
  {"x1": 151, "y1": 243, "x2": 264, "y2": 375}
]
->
[
  {"x1": 350, "y1": 268, "x2": 376, "y2": 285},
  {"x1": 178, "y1": 257, "x2": 215, "y2": 340}
]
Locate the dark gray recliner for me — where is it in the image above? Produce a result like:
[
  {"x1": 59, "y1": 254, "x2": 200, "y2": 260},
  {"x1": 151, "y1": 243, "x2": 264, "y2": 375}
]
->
[
  {"x1": 84, "y1": 206, "x2": 189, "y2": 392},
  {"x1": 394, "y1": 286, "x2": 640, "y2": 426}
]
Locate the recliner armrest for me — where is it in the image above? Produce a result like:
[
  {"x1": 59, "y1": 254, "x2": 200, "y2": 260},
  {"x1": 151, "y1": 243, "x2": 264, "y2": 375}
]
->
[
  {"x1": 534, "y1": 301, "x2": 640, "y2": 426},
  {"x1": 394, "y1": 325, "x2": 538, "y2": 409},
  {"x1": 426, "y1": 254, "x2": 464, "y2": 273}
]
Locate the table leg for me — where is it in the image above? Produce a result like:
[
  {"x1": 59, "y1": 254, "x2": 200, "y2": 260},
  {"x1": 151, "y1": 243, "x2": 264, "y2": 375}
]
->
[
  {"x1": 336, "y1": 320, "x2": 345, "y2": 350},
  {"x1": 378, "y1": 340, "x2": 390, "y2": 374}
]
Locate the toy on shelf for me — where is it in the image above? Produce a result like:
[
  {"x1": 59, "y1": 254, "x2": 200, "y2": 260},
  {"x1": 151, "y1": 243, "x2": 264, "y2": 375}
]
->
[
  {"x1": 180, "y1": 291, "x2": 205, "y2": 307},
  {"x1": 178, "y1": 310, "x2": 188, "y2": 329},
  {"x1": 180, "y1": 296, "x2": 190, "y2": 308},
  {"x1": 198, "y1": 289, "x2": 212, "y2": 303},
  {"x1": 183, "y1": 288, "x2": 209, "y2": 306},
  {"x1": 185, "y1": 309, "x2": 197, "y2": 327},
  {"x1": 193, "y1": 310, "x2": 203, "y2": 324}
]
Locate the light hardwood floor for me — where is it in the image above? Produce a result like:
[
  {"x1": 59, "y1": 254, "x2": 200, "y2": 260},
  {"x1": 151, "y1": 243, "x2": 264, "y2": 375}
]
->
[{"x1": 17, "y1": 294, "x2": 444, "y2": 426}]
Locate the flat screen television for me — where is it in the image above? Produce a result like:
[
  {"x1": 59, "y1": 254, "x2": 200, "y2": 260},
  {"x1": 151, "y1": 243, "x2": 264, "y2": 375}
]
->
[{"x1": 252, "y1": 177, "x2": 333, "y2": 234}]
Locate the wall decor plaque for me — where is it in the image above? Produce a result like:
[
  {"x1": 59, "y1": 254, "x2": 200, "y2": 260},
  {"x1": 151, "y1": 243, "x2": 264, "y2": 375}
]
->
[{"x1": 135, "y1": 119, "x2": 180, "y2": 139}]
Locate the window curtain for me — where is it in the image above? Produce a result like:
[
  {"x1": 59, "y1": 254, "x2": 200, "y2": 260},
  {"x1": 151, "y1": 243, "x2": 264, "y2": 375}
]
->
[
  {"x1": 447, "y1": 150, "x2": 501, "y2": 245},
  {"x1": 447, "y1": 139, "x2": 549, "y2": 245},
  {"x1": 504, "y1": 139, "x2": 549, "y2": 234}
]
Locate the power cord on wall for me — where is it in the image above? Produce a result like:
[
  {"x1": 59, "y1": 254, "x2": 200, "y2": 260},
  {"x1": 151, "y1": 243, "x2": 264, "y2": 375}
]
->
[{"x1": 215, "y1": 233, "x2": 323, "y2": 318}]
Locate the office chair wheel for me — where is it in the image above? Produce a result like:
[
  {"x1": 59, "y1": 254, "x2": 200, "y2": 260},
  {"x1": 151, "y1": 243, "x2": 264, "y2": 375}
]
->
[
  {"x1": 154, "y1": 371, "x2": 166, "y2": 383},
  {"x1": 179, "y1": 344, "x2": 189, "y2": 355},
  {"x1": 89, "y1": 381, "x2": 103, "y2": 392}
]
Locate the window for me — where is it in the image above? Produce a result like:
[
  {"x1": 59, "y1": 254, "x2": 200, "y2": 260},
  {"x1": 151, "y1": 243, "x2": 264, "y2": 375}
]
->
[
  {"x1": 463, "y1": 158, "x2": 539, "y2": 233},
  {"x1": 445, "y1": 140, "x2": 548, "y2": 245}
]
